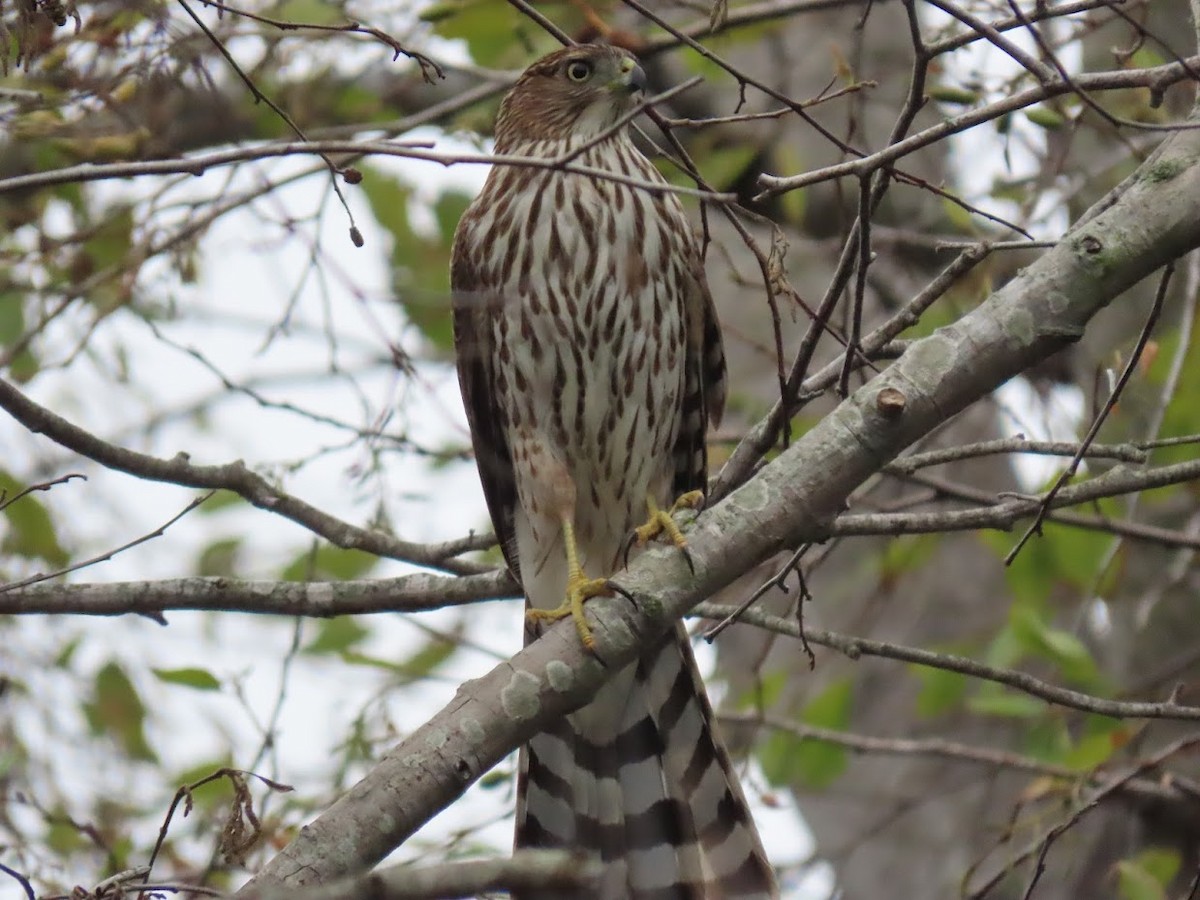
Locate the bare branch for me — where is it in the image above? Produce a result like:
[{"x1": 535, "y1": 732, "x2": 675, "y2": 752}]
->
[
  {"x1": 0, "y1": 378, "x2": 490, "y2": 574},
  {"x1": 1006, "y1": 262, "x2": 1173, "y2": 562},
  {"x1": 0, "y1": 491, "x2": 214, "y2": 595},
  {"x1": 0, "y1": 570, "x2": 516, "y2": 618},
  {"x1": 966, "y1": 735, "x2": 1200, "y2": 898},
  {"x1": 718, "y1": 711, "x2": 1200, "y2": 808},
  {"x1": 0, "y1": 140, "x2": 735, "y2": 201},
  {"x1": 757, "y1": 56, "x2": 1200, "y2": 198},
  {"x1": 190, "y1": 0, "x2": 445, "y2": 80},
  {"x1": 695, "y1": 604, "x2": 1200, "y2": 721},
  {"x1": 891, "y1": 438, "x2": 1149, "y2": 472}
]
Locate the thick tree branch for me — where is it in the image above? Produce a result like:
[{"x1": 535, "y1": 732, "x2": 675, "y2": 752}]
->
[
  {"x1": 243, "y1": 850, "x2": 599, "y2": 900},
  {"x1": 236, "y1": 107, "x2": 1200, "y2": 893}
]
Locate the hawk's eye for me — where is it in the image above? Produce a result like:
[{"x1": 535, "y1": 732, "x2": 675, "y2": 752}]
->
[{"x1": 565, "y1": 60, "x2": 593, "y2": 82}]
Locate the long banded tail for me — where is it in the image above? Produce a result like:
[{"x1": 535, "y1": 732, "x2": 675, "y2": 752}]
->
[{"x1": 516, "y1": 626, "x2": 779, "y2": 899}]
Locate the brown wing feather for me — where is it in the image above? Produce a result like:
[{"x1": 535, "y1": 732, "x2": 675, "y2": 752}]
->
[
  {"x1": 450, "y1": 228, "x2": 522, "y2": 582},
  {"x1": 672, "y1": 247, "x2": 727, "y2": 499}
]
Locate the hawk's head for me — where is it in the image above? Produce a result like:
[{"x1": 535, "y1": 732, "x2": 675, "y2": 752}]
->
[{"x1": 494, "y1": 44, "x2": 647, "y2": 149}]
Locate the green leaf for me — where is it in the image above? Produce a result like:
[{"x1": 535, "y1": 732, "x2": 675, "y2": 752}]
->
[
  {"x1": 83, "y1": 661, "x2": 157, "y2": 762},
  {"x1": 1062, "y1": 729, "x2": 1122, "y2": 771},
  {"x1": 0, "y1": 294, "x2": 25, "y2": 344},
  {"x1": 478, "y1": 769, "x2": 510, "y2": 789},
  {"x1": 341, "y1": 633, "x2": 458, "y2": 681},
  {"x1": 304, "y1": 617, "x2": 370, "y2": 655},
  {"x1": 0, "y1": 471, "x2": 69, "y2": 566},
  {"x1": 774, "y1": 142, "x2": 807, "y2": 227},
  {"x1": 54, "y1": 635, "x2": 82, "y2": 668},
  {"x1": 983, "y1": 621, "x2": 1026, "y2": 670},
  {"x1": 735, "y1": 669, "x2": 789, "y2": 711},
  {"x1": 982, "y1": 520, "x2": 1111, "y2": 608},
  {"x1": 1010, "y1": 605, "x2": 1102, "y2": 689},
  {"x1": 1142, "y1": 325, "x2": 1200, "y2": 467},
  {"x1": 82, "y1": 205, "x2": 135, "y2": 286},
  {"x1": 421, "y1": 0, "x2": 533, "y2": 68},
  {"x1": 928, "y1": 84, "x2": 978, "y2": 105},
  {"x1": 153, "y1": 667, "x2": 222, "y2": 691},
  {"x1": 434, "y1": 191, "x2": 473, "y2": 246},
  {"x1": 967, "y1": 685, "x2": 1045, "y2": 719},
  {"x1": 359, "y1": 165, "x2": 410, "y2": 244},
  {"x1": 5, "y1": 343, "x2": 39, "y2": 383},
  {"x1": 1025, "y1": 106, "x2": 1067, "y2": 130},
  {"x1": 340, "y1": 650, "x2": 401, "y2": 671},
  {"x1": 196, "y1": 537, "x2": 241, "y2": 577},
  {"x1": 280, "y1": 545, "x2": 379, "y2": 581},
  {"x1": 268, "y1": 0, "x2": 342, "y2": 25},
  {"x1": 697, "y1": 143, "x2": 759, "y2": 190},
  {"x1": 357, "y1": 167, "x2": 460, "y2": 353},
  {"x1": 47, "y1": 816, "x2": 89, "y2": 854},
  {"x1": 911, "y1": 664, "x2": 969, "y2": 717},
  {"x1": 879, "y1": 534, "x2": 937, "y2": 588},
  {"x1": 940, "y1": 195, "x2": 979, "y2": 234},
  {"x1": 1022, "y1": 717, "x2": 1072, "y2": 763},
  {"x1": 172, "y1": 759, "x2": 236, "y2": 812},
  {"x1": 196, "y1": 490, "x2": 247, "y2": 514},
  {"x1": 1131, "y1": 848, "x2": 1181, "y2": 888},
  {"x1": 394, "y1": 634, "x2": 457, "y2": 681},
  {"x1": 1116, "y1": 847, "x2": 1181, "y2": 900},
  {"x1": 758, "y1": 679, "x2": 853, "y2": 789},
  {"x1": 0, "y1": 747, "x2": 19, "y2": 779}
]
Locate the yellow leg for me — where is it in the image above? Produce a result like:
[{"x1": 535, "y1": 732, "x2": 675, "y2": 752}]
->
[
  {"x1": 525, "y1": 519, "x2": 610, "y2": 650},
  {"x1": 632, "y1": 490, "x2": 705, "y2": 550}
]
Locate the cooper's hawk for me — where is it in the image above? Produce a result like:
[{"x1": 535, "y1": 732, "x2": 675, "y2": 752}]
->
[{"x1": 451, "y1": 44, "x2": 778, "y2": 900}]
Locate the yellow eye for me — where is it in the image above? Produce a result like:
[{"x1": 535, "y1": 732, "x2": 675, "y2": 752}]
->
[{"x1": 565, "y1": 60, "x2": 593, "y2": 82}]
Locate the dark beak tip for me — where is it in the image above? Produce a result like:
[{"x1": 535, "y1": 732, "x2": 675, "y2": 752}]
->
[{"x1": 628, "y1": 64, "x2": 648, "y2": 94}]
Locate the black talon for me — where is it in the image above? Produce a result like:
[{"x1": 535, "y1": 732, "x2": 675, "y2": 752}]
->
[
  {"x1": 620, "y1": 530, "x2": 638, "y2": 569},
  {"x1": 680, "y1": 545, "x2": 696, "y2": 576},
  {"x1": 606, "y1": 580, "x2": 638, "y2": 610}
]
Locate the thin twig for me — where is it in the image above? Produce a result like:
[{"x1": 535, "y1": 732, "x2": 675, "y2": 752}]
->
[
  {"x1": 192, "y1": 0, "x2": 444, "y2": 80},
  {"x1": 0, "y1": 492, "x2": 215, "y2": 595},
  {"x1": 0, "y1": 376, "x2": 492, "y2": 574},
  {"x1": 691, "y1": 603, "x2": 1200, "y2": 721},
  {"x1": 1006, "y1": 261, "x2": 1174, "y2": 563},
  {"x1": 175, "y1": 0, "x2": 362, "y2": 240},
  {"x1": 720, "y1": 710, "x2": 1200, "y2": 806},
  {"x1": 0, "y1": 472, "x2": 85, "y2": 512},
  {"x1": 891, "y1": 438, "x2": 1148, "y2": 472},
  {"x1": 756, "y1": 55, "x2": 1200, "y2": 198},
  {"x1": 969, "y1": 735, "x2": 1200, "y2": 899},
  {"x1": 0, "y1": 140, "x2": 734, "y2": 201},
  {"x1": 0, "y1": 864, "x2": 35, "y2": 900}
]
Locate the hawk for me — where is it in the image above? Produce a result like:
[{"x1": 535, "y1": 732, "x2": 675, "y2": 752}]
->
[{"x1": 451, "y1": 44, "x2": 778, "y2": 900}]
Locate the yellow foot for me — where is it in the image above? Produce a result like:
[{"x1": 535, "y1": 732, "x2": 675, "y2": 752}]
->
[
  {"x1": 632, "y1": 491, "x2": 705, "y2": 550},
  {"x1": 525, "y1": 572, "x2": 611, "y2": 651}
]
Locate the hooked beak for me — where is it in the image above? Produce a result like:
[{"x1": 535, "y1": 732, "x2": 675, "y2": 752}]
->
[{"x1": 615, "y1": 55, "x2": 647, "y2": 95}]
